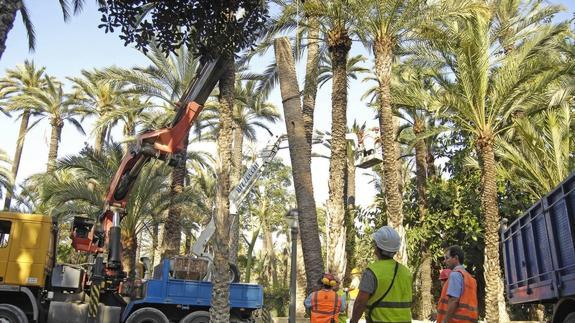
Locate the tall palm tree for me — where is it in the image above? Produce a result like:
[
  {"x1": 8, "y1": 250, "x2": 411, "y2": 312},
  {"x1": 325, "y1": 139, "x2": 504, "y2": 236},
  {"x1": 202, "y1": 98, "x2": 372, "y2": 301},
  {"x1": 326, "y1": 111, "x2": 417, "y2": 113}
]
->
[
  {"x1": 68, "y1": 69, "x2": 129, "y2": 153},
  {"x1": 0, "y1": 60, "x2": 45, "y2": 209},
  {"x1": 0, "y1": 0, "x2": 103, "y2": 60},
  {"x1": 274, "y1": 37, "x2": 324, "y2": 294},
  {"x1": 352, "y1": 0, "x2": 481, "y2": 263},
  {"x1": 317, "y1": 54, "x2": 369, "y2": 89},
  {"x1": 420, "y1": 6, "x2": 569, "y2": 320},
  {"x1": 6, "y1": 75, "x2": 85, "y2": 171},
  {"x1": 100, "y1": 44, "x2": 201, "y2": 257}
]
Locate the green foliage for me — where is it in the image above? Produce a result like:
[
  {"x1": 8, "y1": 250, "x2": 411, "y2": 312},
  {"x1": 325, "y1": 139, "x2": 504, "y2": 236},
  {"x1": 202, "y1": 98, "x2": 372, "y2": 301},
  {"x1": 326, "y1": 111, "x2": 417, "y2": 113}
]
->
[{"x1": 262, "y1": 285, "x2": 290, "y2": 317}]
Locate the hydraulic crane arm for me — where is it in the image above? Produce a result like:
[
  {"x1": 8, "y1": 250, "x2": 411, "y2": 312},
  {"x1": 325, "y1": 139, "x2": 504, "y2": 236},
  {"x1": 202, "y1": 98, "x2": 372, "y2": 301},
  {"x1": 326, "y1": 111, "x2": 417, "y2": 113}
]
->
[
  {"x1": 191, "y1": 134, "x2": 287, "y2": 261},
  {"x1": 71, "y1": 57, "x2": 226, "y2": 282}
]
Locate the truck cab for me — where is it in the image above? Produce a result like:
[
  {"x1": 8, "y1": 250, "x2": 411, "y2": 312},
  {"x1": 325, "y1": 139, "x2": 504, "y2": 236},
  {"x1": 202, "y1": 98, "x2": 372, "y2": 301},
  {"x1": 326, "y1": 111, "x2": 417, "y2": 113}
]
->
[{"x1": 0, "y1": 212, "x2": 56, "y2": 323}]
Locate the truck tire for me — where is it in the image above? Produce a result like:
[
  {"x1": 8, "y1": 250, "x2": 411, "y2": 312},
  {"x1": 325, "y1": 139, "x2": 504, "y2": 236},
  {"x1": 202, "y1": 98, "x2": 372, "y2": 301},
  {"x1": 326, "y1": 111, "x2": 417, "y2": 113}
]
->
[
  {"x1": 126, "y1": 307, "x2": 169, "y2": 323},
  {"x1": 564, "y1": 312, "x2": 575, "y2": 323},
  {"x1": 229, "y1": 263, "x2": 240, "y2": 283},
  {"x1": 179, "y1": 311, "x2": 210, "y2": 323},
  {"x1": 0, "y1": 304, "x2": 29, "y2": 323}
]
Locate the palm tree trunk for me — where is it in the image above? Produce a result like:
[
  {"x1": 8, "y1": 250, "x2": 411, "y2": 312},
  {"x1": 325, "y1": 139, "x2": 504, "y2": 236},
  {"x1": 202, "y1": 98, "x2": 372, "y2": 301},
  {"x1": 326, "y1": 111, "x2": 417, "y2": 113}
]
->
[
  {"x1": 302, "y1": 15, "x2": 321, "y2": 149},
  {"x1": 150, "y1": 221, "x2": 159, "y2": 267},
  {"x1": 373, "y1": 36, "x2": 406, "y2": 263},
  {"x1": 228, "y1": 126, "x2": 244, "y2": 265},
  {"x1": 4, "y1": 110, "x2": 30, "y2": 210},
  {"x1": 47, "y1": 118, "x2": 63, "y2": 172},
  {"x1": 0, "y1": 0, "x2": 21, "y2": 60},
  {"x1": 326, "y1": 27, "x2": 351, "y2": 280},
  {"x1": 94, "y1": 126, "x2": 107, "y2": 154},
  {"x1": 244, "y1": 225, "x2": 260, "y2": 282},
  {"x1": 414, "y1": 118, "x2": 432, "y2": 319},
  {"x1": 123, "y1": 119, "x2": 135, "y2": 154},
  {"x1": 160, "y1": 134, "x2": 188, "y2": 258},
  {"x1": 262, "y1": 217, "x2": 278, "y2": 287},
  {"x1": 274, "y1": 37, "x2": 323, "y2": 294},
  {"x1": 210, "y1": 56, "x2": 235, "y2": 322},
  {"x1": 477, "y1": 132, "x2": 502, "y2": 323},
  {"x1": 122, "y1": 231, "x2": 138, "y2": 279},
  {"x1": 344, "y1": 146, "x2": 356, "y2": 284}
]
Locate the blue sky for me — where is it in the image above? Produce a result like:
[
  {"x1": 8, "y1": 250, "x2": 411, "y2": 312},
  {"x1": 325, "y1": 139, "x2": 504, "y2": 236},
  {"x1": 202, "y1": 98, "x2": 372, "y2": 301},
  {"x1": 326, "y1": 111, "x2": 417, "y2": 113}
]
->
[{"x1": 1, "y1": 0, "x2": 573, "y2": 211}]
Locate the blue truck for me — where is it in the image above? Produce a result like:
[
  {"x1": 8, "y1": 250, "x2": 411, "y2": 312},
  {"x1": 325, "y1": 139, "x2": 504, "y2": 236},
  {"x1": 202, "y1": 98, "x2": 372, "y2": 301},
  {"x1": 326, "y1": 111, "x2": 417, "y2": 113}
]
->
[{"x1": 501, "y1": 173, "x2": 575, "y2": 323}]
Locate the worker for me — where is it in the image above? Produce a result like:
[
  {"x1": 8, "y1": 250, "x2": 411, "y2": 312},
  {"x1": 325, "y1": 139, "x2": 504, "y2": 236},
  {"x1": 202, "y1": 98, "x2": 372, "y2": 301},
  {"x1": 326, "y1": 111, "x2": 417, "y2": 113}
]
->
[
  {"x1": 305, "y1": 273, "x2": 345, "y2": 323},
  {"x1": 439, "y1": 268, "x2": 451, "y2": 289},
  {"x1": 349, "y1": 226, "x2": 412, "y2": 323},
  {"x1": 334, "y1": 279, "x2": 349, "y2": 323},
  {"x1": 347, "y1": 268, "x2": 362, "y2": 318},
  {"x1": 436, "y1": 245, "x2": 478, "y2": 323}
]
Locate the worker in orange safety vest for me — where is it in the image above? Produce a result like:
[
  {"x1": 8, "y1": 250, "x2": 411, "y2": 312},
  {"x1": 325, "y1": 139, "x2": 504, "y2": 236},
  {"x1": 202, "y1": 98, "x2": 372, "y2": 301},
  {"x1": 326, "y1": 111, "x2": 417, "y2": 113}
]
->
[
  {"x1": 437, "y1": 245, "x2": 478, "y2": 323},
  {"x1": 305, "y1": 273, "x2": 345, "y2": 323}
]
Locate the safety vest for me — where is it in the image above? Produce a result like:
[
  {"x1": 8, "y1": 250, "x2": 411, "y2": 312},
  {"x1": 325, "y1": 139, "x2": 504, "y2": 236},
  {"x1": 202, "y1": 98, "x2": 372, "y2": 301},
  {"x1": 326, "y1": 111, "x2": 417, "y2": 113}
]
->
[
  {"x1": 310, "y1": 289, "x2": 342, "y2": 323},
  {"x1": 436, "y1": 268, "x2": 478, "y2": 323},
  {"x1": 366, "y1": 259, "x2": 412, "y2": 323}
]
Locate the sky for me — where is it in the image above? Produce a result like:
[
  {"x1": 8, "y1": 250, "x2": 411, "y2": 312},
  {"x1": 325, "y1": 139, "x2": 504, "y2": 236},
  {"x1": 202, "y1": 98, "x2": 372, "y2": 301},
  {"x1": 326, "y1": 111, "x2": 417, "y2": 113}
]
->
[
  {"x1": 1, "y1": 1, "x2": 573, "y2": 213},
  {"x1": 0, "y1": 0, "x2": 384, "y2": 212}
]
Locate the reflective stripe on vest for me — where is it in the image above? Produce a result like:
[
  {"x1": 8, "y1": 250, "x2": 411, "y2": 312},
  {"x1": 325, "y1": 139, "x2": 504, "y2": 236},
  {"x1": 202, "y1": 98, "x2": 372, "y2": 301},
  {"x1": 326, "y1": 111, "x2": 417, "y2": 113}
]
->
[
  {"x1": 311, "y1": 289, "x2": 341, "y2": 323},
  {"x1": 436, "y1": 268, "x2": 478, "y2": 323},
  {"x1": 366, "y1": 259, "x2": 412, "y2": 323}
]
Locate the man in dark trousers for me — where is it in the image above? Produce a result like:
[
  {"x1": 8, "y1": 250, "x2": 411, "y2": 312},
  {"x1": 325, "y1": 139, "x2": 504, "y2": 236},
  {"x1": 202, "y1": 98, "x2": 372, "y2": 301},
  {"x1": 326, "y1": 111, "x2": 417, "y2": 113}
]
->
[{"x1": 350, "y1": 226, "x2": 412, "y2": 323}]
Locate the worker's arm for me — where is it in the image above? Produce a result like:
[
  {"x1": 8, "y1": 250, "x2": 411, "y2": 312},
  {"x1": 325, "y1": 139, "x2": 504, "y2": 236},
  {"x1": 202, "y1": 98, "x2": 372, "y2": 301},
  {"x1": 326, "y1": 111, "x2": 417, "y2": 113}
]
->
[
  {"x1": 349, "y1": 290, "x2": 370, "y2": 323},
  {"x1": 442, "y1": 296, "x2": 460, "y2": 323}
]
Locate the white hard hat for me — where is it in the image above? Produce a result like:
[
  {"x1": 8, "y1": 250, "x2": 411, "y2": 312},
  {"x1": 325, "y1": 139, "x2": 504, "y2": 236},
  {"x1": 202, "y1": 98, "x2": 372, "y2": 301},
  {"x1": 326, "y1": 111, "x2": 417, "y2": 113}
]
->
[{"x1": 372, "y1": 226, "x2": 401, "y2": 253}]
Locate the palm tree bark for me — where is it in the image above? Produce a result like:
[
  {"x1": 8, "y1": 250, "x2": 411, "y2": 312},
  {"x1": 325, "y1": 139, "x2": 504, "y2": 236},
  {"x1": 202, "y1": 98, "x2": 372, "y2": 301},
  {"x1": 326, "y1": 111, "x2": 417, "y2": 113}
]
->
[
  {"x1": 373, "y1": 36, "x2": 406, "y2": 263},
  {"x1": 94, "y1": 126, "x2": 107, "y2": 154},
  {"x1": 228, "y1": 126, "x2": 243, "y2": 265},
  {"x1": 344, "y1": 148, "x2": 356, "y2": 283},
  {"x1": 477, "y1": 132, "x2": 502, "y2": 323},
  {"x1": 122, "y1": 231, "x2": 137, "y2": 279},
  {"x1": 302, "y1": 15, "x2": 321, "y2": 149},
  {"x1": 3, "y1": 110, "x2": 29, "y2": 210},
  {"x1": 161, "y1": 134, "x2": 188, "y2": 258},
  {"x1": 274, "y1": 37, "x2": 323, "y2": 294},
  {"x1": 414, "y1": 118, "x2": 432, "y2": 319},
  {"x1": 47, "y1": 118, "x2": 63, "y2": 172},
  {"x1": 0, "y1": 0, "x2": 21, "y2": 61},
  {"x1": 326, "y1": 27, "x2": 351, "y2": 280},
  {"x1": 209, "y1": 56, "x2": 234, "y2": 322},
  {"x1": 150, "y1": 221, "x2": 159, "y2": 267}
]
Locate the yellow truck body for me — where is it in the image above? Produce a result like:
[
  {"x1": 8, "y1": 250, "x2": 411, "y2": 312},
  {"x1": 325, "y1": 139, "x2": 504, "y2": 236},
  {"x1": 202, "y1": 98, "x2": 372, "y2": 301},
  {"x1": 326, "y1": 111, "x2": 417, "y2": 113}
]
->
[{"x1": 0, "y1": 212, "x2": 54, "y2": 288}]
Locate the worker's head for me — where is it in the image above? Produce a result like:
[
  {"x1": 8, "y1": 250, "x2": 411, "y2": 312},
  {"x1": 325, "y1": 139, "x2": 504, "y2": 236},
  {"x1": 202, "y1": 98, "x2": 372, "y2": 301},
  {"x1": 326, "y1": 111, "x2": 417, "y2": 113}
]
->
[
  {"x1": 319, "y1": 273, "x2": 338, "y2": 289},
  {"x1": 444, "y1": 245, "x2": 464, "y2": 269},
  {"x1": 439, "y1": 268, "x2": 451, "y2": 288},
  {"x1": 351, "y1": 267, "x2": 362, "y2": 276},
  {"x1": 372, "y1": 226, "x2": 401, "y2": 259}
]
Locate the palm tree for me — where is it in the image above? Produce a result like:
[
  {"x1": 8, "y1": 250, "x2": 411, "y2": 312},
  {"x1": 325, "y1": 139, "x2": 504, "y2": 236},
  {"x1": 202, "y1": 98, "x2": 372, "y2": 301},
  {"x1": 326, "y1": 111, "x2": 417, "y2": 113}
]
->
[
  {"x1": 6, "y1": 75, "x2": 85, "y2": 171},
  {"x1": 41, "y1": 143, "x2": 201, "y2": 278},
  {"x1": 68, "y1": 69, "x2": 129, "y2": 153},
  {"x1": 0, "y1": 60, "x2": 45, "y2": 209},
  {"x1": 100, "y1": 44, "x2": 201, "y2": 257},
  {"x1": 317, "y1": 54, "x2": 369, "y2": 89},
  {"x1": 419, "y1": 6, "x2": 570, "y2": 320},
  {"x1": 352, "y1": 0, "x2": 481, "y2": 263},
  {"x1": 0, "y1": 0, "x2": 103, "y2": 60}
]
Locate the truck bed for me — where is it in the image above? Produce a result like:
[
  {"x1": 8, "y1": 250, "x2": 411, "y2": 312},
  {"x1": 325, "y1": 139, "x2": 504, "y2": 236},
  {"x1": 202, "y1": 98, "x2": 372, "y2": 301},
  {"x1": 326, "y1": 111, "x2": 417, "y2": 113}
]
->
[
  {"x1": 502, "y1": 173, "x2": 575, "y2": 304},
  {"x1": 121, "y1": 259, "x2": 263, "y2": 321}
]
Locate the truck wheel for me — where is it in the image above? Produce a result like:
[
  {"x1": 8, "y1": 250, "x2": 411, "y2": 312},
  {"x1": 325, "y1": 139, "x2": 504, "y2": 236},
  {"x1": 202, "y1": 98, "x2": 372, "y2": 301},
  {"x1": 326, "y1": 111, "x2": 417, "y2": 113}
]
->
[
  {"x1": 229, "y1": 263, "x2": 240, "y2": 283},
  {"x1": 126, "y1": 307, "x2": 169, "y2": 323},
  {"x1": 179, "y1": 310, "x2": 210, "y2": 323},
  {"x1": 564, "y1": 312, "x2": 575, "y2": 323},
  {"x1": 0, "y1": 304, "x2": 28, "y2": 323}
]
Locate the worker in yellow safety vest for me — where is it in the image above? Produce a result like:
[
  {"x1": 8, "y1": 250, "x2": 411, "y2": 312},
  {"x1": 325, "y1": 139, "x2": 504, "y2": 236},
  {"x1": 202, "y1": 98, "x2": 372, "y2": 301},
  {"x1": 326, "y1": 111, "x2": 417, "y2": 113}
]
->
[{"x1": 350, "y1": 226, "x2": 413, "y2": 323}]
